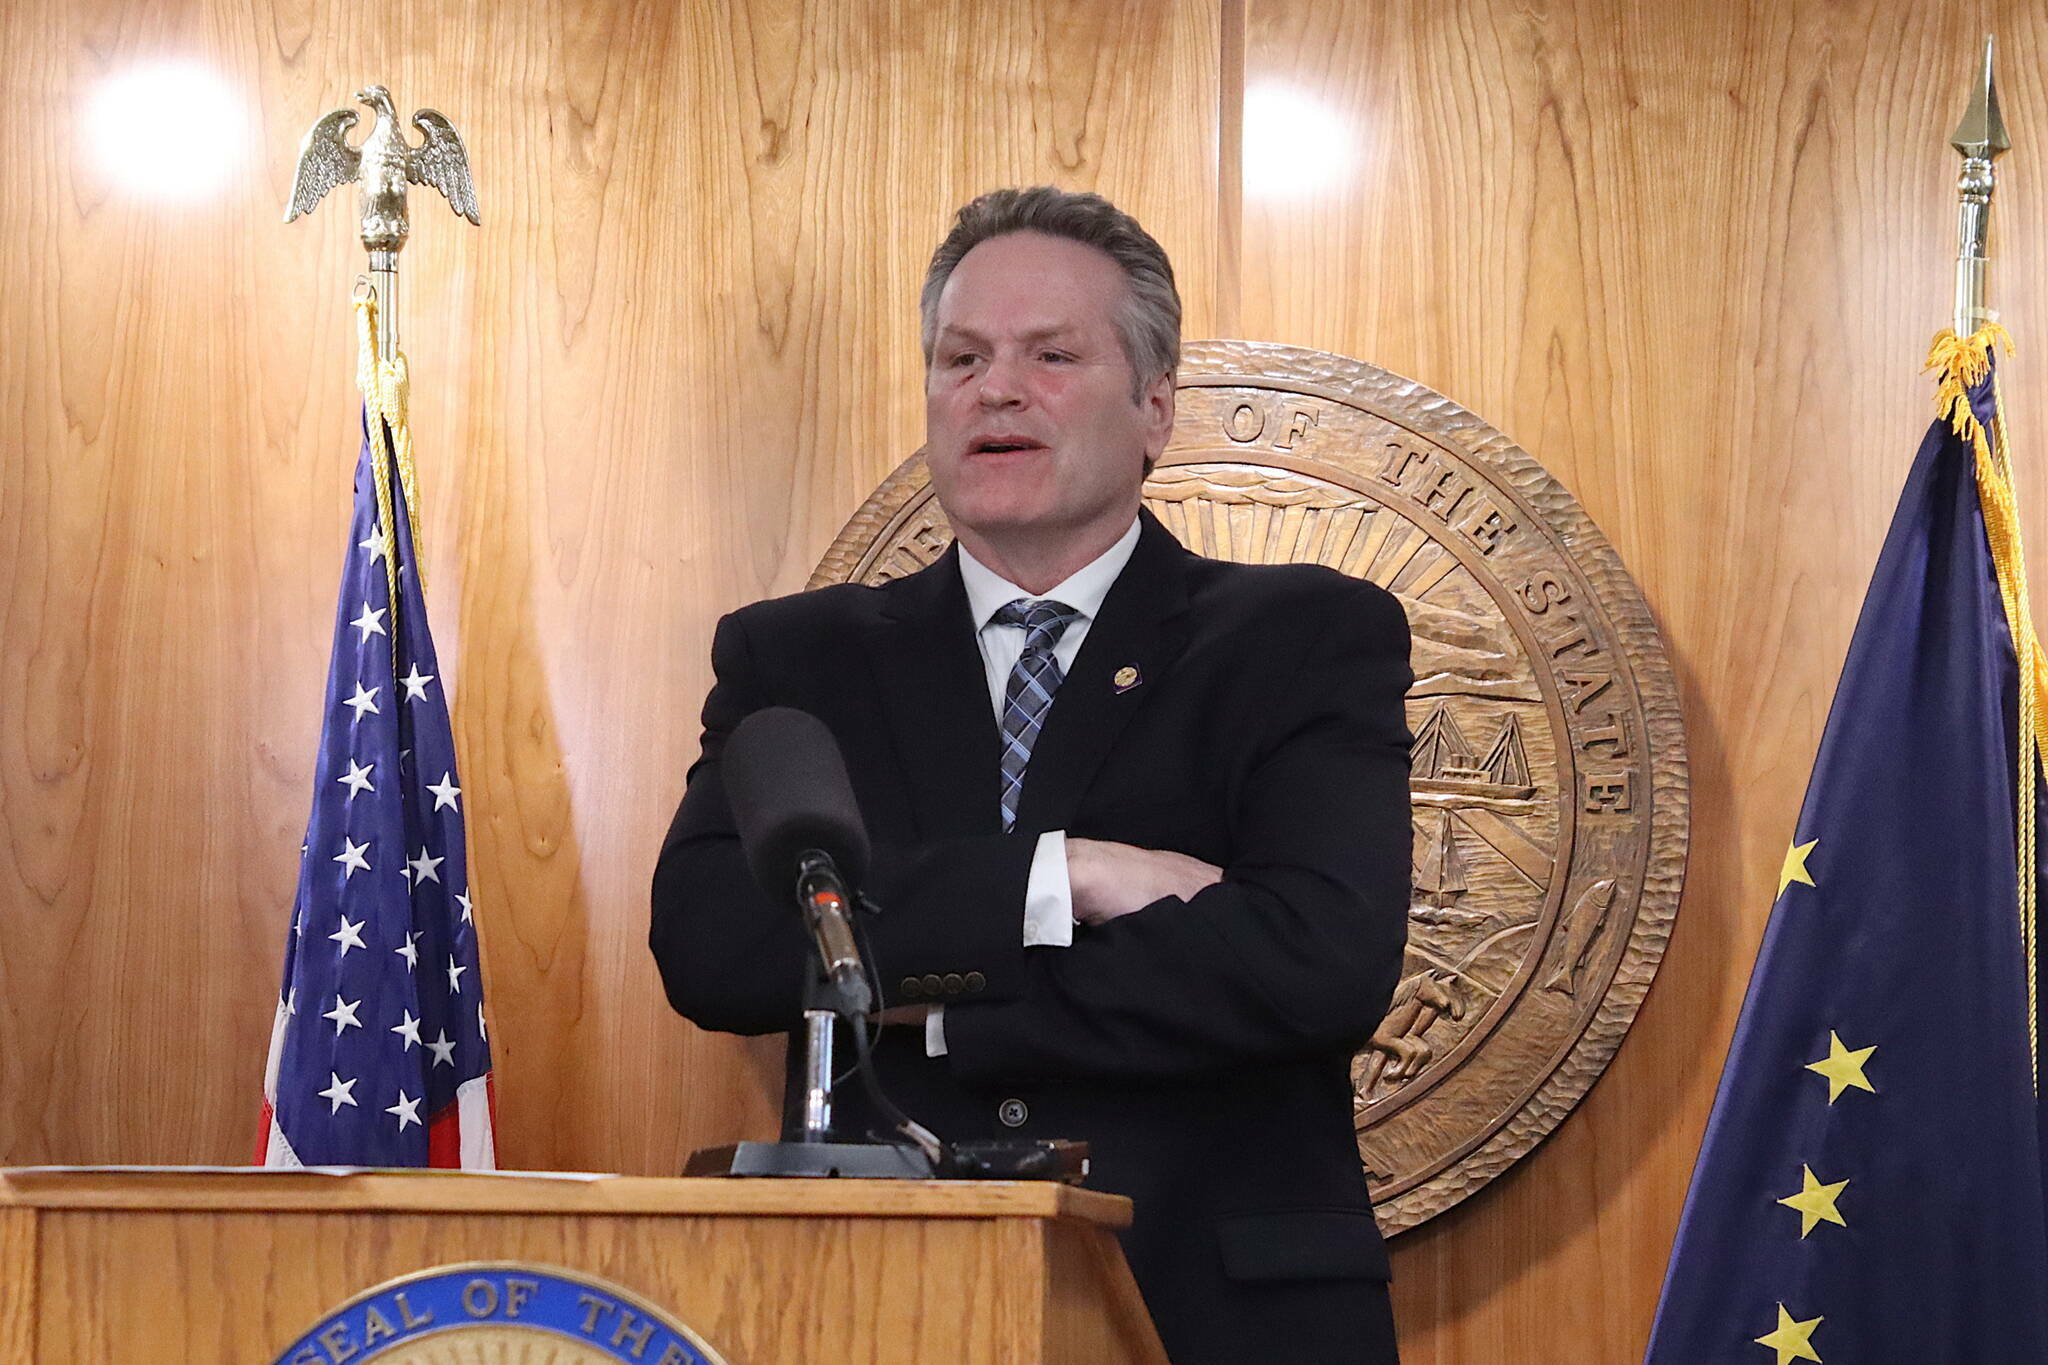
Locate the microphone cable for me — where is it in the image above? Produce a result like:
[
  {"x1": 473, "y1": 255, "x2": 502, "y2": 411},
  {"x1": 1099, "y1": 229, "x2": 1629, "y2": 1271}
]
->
[{"x1": 844, "y1": 887, "x2": 947, "y2": 1168}]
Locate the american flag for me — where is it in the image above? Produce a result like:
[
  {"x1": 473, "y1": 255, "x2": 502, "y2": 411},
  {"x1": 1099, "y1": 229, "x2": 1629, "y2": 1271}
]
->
[{"x1": 259, "y1": 407, "x2": 495, "y2": 1168}]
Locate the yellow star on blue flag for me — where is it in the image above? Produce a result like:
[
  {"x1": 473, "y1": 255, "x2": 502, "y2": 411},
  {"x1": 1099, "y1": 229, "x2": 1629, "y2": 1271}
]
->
[
  {"x1": 1778, "y1": 840, "x2": 1817, "y2": 897},
  {"x1": 1776, "y1": 1166, "x2": 1848, "y2": 1237},
  {"x1": 1754, "y1": 1305, "x2": 1823, "y2": 1364},
  {"x1": 1804, "y1": 1032, "x2": 1876, "y2": 1104}
]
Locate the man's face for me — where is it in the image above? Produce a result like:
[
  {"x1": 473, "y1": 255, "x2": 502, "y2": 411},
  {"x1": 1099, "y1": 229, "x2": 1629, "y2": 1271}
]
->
[{"x1": 924, "y1": 232, "x2": 1173, "y2": 558}]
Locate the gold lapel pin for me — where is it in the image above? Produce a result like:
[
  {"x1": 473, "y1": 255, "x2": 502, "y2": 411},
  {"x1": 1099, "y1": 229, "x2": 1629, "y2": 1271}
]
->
[{"x1": 1113, "y1": 665, "x2": 1141, "y2": 693}]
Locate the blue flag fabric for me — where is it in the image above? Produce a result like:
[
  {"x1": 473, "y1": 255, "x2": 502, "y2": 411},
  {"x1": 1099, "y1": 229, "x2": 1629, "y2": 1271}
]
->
[
  {"x1": 259, "y1": 408, "x2": 495, "y2": 1168},
  {"x1": 1644, "y1": 359, "x2": 2048, "y2": 1362}
]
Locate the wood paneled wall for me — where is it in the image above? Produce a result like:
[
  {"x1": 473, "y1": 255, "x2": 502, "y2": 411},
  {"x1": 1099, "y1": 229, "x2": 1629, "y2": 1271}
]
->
[{"x1": 2, "y1": 1, "x2": 2041, "y2": 1359}]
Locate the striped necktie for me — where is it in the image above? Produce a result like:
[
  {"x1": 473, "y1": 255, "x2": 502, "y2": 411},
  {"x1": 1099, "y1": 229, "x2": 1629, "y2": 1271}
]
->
[{"x1": 993, "y1": 598, "x2": 1080, "y2": 832}]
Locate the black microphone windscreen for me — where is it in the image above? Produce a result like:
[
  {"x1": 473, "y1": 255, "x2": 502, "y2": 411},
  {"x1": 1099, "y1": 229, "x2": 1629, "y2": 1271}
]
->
[{"x1": 722, "y1": 707, "x2": 872, "y2": 897}]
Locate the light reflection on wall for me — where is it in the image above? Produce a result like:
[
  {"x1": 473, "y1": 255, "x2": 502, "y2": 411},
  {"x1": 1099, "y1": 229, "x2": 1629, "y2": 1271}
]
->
[
  {"x1": 1242, "y1": 82, "x2": 1357, "y2": 200},
  {"x1": 86, "y1": 63, "x2": 250, "y2": 201}
]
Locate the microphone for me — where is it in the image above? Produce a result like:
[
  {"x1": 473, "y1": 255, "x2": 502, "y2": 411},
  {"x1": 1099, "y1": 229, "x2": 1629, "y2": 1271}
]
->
[
  {"x1": 690, "y1": 705, "x2": 1087, "y2": 1184},
  {"x1": 723, "y1": 707, "x2": 874, "y2": 1016}
]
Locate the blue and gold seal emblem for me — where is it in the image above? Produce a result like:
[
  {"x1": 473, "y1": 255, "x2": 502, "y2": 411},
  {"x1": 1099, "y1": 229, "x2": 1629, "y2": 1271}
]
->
[{"x1": 272, "y1": 1264, "x2": 728, "y2": 1364}]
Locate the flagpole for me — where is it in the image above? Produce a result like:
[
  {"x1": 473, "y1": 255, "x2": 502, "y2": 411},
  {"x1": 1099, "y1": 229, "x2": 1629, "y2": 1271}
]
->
[
  {"x1": 1943, "y1": 34, "x2": 2044, "y2": 1085},
  {"x1": 1952, "y1": 35, "x2": 2010, "y2": 338},
  {"x1": 368, "y1": 252, "x2": 398, "y2": 364},
  {"x1": 266, "y1": 89, "x2": 495, "y2": 1172}
]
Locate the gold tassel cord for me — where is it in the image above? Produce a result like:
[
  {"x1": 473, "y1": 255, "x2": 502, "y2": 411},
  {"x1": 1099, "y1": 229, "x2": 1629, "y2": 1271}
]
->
[
  {"x1": 1928, "y1": 323, "x2": 2044, "y2": 1082},
  {"x1": 351, "y1": 293, "x2": 428, "y2": 671},
  {"x1": 1992, "y1": 374, "x2": 2044, "y2": 1090}
]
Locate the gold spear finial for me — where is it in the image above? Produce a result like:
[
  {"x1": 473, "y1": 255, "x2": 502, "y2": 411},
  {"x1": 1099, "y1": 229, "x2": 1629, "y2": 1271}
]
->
[
  {"x1": 1951, "y1": 36, "x2": 2009, "y2": 337},
  {"x1": 1951, "y1": 35, "x2": 2010, "y2": 159}
]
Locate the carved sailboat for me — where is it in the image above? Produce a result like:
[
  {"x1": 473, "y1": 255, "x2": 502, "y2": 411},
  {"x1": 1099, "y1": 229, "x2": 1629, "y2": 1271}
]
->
[{"x1": 1414, "y1": 810, "x2": 1468, "y2": 909}]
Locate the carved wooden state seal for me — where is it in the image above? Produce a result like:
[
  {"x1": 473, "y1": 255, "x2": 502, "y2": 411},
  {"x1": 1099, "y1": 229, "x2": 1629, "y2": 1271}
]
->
[{"x1": 810, "y1": 340, "x2": 1689, "y2": 1233}]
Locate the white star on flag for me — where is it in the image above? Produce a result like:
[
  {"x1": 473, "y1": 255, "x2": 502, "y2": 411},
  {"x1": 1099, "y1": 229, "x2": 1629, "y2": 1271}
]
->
[
  {"x1": 446, "y1": 958, "x2": 467, "y2": 993},
  {"x1": 322, "y1": 995, "x2": 362, "y2": 1035},
  {"x1": 427, "y1": 1030, "x2": 456, "y2": 1068},
  {"x1": 408, "y1": 848, "x2": 445, "y2": 886},
  {"x1": 359, "y1": 525, "x2": 390, "y2": 563},
  {"x1": 333, "y1": 838, "x2": 371, "y2": 879},
  {"x1": 391, "y1": 1010, "x2": 422, "y2": 1050},
  {"x1": 457, "y1": 891, "x2": 473, "y2": 923},
  {"x1": 401, "y1": 664, "x2": 435, "y2": 701},
  {"x1": 342, "y1": 682, "x2": 380, "y2": 720},
  {"x1": 337, "y1": 760, "x2": 375, "y2": 799},
  {"x1": 427, "y1": 773, "x2": 461, "y2": 811},
  {"x1": 395, "y1": 930, "x2": 419, "y2": 970},
  {"x1": 329, "y1": 914, "x2": 367, "y2": 956},
  {"x1": 386, "y1": 1090, "x2": 423, "y2": 1131},
  {"x1": 318, "y1": 1072, "x2": 359, "y2": 1114},
  {"x1": 351, "y1": 603, "x2": 388, "y2": 642}
]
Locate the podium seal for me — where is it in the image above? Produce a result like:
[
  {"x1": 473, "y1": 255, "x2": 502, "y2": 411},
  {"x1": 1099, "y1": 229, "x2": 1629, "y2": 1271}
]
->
[{"x1": 272, "y1": 1264, "x2": 730, "y2": 1364}]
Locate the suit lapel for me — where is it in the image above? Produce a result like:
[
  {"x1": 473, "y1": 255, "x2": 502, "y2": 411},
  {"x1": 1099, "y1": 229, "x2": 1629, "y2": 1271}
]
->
[
  {"x1": 1015, "y1": 510, "x2": 1192, "y2": 832},
  {"x1": 867, "y1": 546, "x2": 1005, "y2": 839}
]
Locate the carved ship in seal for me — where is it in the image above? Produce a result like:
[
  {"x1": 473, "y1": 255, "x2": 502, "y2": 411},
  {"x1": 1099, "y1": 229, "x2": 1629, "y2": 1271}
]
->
[{"x1": 1410, "y1": 703, "x2": 1535, "y2": 802}]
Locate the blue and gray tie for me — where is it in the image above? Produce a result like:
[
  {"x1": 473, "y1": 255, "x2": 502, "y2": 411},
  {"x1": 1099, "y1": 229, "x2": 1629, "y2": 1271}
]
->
[{"x1": 994, "y1": 598, "x2": 1080, "y2": 831}]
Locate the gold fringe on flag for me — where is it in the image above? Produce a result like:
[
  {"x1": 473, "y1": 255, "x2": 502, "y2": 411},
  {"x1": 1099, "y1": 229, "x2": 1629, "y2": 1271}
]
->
[
  {"x1": 1928, "y1": 322, "x2": 2044, "y2": 1080},
  {"x1": 352, "y1": 292, "x2": 428, "y2": 667}
]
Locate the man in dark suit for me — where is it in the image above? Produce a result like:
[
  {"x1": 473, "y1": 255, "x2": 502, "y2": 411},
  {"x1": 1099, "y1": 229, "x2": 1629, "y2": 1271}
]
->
[{"x1": 652, "y1": 187, "x2": 1411, "y2": 1365}]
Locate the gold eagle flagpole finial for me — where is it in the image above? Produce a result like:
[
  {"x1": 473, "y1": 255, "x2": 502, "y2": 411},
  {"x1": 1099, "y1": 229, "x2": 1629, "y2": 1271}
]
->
[
  {"x1": 1951, "y1": 35, "x2": 2009, "y2": 338},
  {"x1": 285, "y1": 84, "x2": 479, "y2": 361},
  {"x1": 284, "y1": 85, "x2": 476, "y2": 622}
]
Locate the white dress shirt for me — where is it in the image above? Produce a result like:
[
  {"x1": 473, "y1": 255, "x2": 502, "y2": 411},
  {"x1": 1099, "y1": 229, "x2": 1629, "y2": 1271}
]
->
[{"x1": 925, "y1": 516, "x2": 1143, "y2": 1056}]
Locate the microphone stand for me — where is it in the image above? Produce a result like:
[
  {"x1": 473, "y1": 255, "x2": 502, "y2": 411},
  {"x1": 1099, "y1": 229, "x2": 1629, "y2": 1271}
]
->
[
  {"x1": 792, "y1": 975, "x2": 839, "y2": 1145},
  {"x1": 697, "y1": 975, "x2": 937, "y2": 1178},
  {"x1": 687, "y1": 856, "x2": 939, "y2": 1179},
  {"x1": 685, "y1": 847, "x2": 1090, "y2": 1181}
]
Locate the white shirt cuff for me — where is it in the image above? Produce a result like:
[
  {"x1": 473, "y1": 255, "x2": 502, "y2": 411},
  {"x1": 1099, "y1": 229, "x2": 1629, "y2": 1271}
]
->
[
  {"x1": 1022, "y1": 830, "x2": 1075, "y2": 948},
  {"x1": 932, "y1": 831, "x2": 1071, "y2": 1060}
]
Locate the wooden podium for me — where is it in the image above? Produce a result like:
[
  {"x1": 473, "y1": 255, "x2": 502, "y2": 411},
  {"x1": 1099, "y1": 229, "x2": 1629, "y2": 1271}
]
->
[{"x1": 0, "y1": 1168, "x2": 1169, "y2": 1363}]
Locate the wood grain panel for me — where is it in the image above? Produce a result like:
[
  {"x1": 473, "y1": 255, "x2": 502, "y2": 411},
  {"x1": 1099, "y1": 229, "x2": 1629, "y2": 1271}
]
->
[
  {"x1": 0, "y1": 1169, "x2": 1133, "y2": 1223},
  {"x1": 0, "y1": 1207, "x2": 35, "y2": 1361},
  {"x1": 27, "y1": 1204, "x2": 1150, "y2": 1364},
  {"x1": 1240, "y1": 1, "x2": 2048, "y2": 1360},
  {"x1": 0, "y1": 0, "x2": 1218, "y2": 1175},
  {"x1": 1043, "y1": 1219, "x2": 1172, "y2": 1365}
]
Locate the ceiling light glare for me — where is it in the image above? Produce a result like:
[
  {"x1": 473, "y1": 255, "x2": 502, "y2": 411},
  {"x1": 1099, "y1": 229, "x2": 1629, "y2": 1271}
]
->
[
  {"x1": 1241, "y1": 82, "x2": 1357, "y2": 200},
  {"x1": 86, "y1": 62, "x2": 249, "y2": 202}
]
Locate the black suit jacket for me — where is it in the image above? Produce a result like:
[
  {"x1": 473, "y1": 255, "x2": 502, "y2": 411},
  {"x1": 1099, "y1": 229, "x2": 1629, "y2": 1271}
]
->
[{"x1": 652, "y1": 509, "x2": 1412, "y2": 1364}]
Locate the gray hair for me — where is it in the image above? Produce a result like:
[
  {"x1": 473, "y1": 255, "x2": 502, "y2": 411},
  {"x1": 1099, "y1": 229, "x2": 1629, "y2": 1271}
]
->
[{"x1": 919, "y1": 187, "x2": 1181, "y2": 402}]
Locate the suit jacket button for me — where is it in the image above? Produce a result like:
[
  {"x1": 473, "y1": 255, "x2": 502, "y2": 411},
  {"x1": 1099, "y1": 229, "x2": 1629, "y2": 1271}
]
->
[
  {"x1": 998, "y1": 1098, "x2": 1029, "y2": 1128},
  {"x1": 921, "y1": 974, "x2": 943, "y2": 996},
  {"x1": 942, "y1": 973, "x2": 965, "y2": 995},
  {"x1": 900, "y1": 977, "x2": 922, "y2": 999},
  {"x1": 965, "y1": 972, "x2": 986, "y2": 993}
]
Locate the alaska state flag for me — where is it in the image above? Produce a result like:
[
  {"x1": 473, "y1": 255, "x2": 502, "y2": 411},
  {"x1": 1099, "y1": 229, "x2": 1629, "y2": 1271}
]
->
[
  {"x1": 1644, "y1": 337, "x2": 2048, "y2": 1362},
  {"x1": 257, "y1": 396, "x2": 495, "y2": 1169}
]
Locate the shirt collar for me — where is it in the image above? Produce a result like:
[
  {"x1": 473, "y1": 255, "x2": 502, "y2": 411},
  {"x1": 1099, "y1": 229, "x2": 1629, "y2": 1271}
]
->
[{"x1": 957, "y1": 516, "x2": 1143, "y2": 631}]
